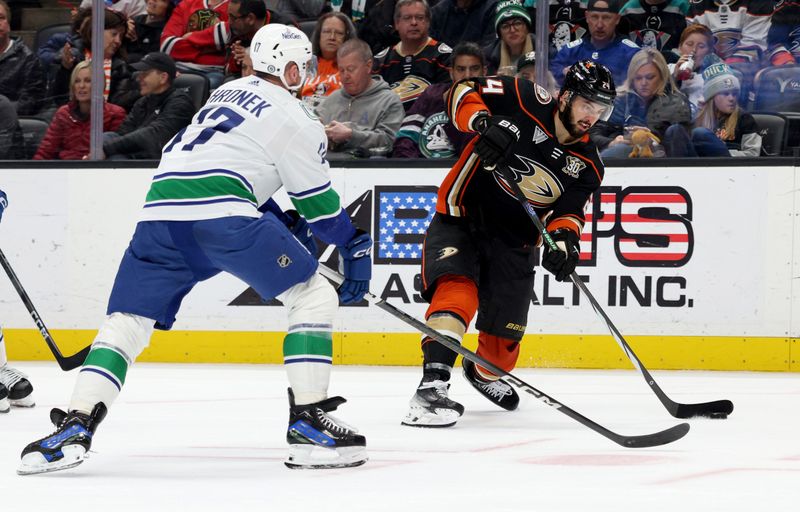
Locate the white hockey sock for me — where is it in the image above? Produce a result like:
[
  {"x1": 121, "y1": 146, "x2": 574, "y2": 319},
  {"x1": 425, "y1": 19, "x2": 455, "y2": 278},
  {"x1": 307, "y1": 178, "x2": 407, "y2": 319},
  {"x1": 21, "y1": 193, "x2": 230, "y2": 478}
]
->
[
  {"x1": 0, "y1": 328, "x2": 8, "y2": 367},
  {"x1": 284, "y1": 327, "x2": 332, "y2": 405}
]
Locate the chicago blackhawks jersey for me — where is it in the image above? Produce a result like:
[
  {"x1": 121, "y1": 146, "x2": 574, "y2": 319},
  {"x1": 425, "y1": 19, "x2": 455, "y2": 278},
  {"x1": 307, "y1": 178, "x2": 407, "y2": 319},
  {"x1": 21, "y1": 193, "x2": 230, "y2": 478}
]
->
[
  {"x1": 687, "y1": 0, "x2": 773, "y2": 62},
  {"x1": 160, "y1": 0, "x2": 231, "y2": 70},
  {"x1": 620, "y1": 0, "x2": 689, "y2": 56},
  {"x1": 373, "y1": 37, "x2": 452, "y2": 111},
  {"x1": 440, "y1": 75, "x2": 605, "y2": 247}
]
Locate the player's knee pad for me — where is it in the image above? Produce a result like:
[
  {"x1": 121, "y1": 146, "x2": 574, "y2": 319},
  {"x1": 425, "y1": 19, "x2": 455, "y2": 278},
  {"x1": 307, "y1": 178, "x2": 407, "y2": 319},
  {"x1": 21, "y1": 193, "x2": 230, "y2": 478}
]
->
[
  {"x1": 92, "y1": 312, "x2": 155, "y2": 361},
  {"x1": 279, "y1": 272, "x2": 338, "y2": 327},
  {"x1": 475, "y1": 332, "x2": 520, "y2": 378}
]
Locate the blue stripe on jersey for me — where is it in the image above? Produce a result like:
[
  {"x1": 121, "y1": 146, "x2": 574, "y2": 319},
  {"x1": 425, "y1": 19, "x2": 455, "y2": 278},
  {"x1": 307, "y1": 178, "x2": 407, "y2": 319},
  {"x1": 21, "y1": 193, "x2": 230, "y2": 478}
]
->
[
  {"x1": 143, "y1": 197, "x2": 257, "y2": 208},
  {"x1": 287, "y1": 181, "x2": 332, "y2": 199}
]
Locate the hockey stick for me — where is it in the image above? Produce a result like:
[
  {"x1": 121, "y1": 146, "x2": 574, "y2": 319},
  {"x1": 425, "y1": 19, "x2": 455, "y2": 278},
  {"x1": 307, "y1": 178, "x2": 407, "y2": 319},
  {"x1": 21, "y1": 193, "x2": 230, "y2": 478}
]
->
[
  {"x1": 0, "y1": 248, "x2": 90, "y2": 371},
  {"x1": 492, "y1": 163, "x2": 733, "y2": 419},
  {"x1": 318, "y1": 265, "x2": 689, "y2": 448}
]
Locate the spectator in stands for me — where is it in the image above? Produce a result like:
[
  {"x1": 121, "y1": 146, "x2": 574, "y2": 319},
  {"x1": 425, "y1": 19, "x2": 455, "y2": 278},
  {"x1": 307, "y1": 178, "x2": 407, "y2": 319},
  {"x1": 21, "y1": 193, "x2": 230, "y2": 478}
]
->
[
  {"x1": 668, "y1": 24, "x2": 719, "y2": 116},
  {"x1": 160, "y1": 0, "x2": 231, "y2": 89},
  {"x1": 766, "y1": 0, "x2": 800, "y2": 66},
  {"x1": 300, "y1": 12, "x2": 357, "y2": 111},
  {"x1": 38, "y1": 7, "x2": 88, "y2": 70},
  {"x1": 225, "y1": 0, "x2": 275, "y2": 80},
  {"x1": 373, "y1": 0, "x2": 452, "y2": 112},
  {"x1": 34, "y1": 60, "x2": 126, "y2": 160},
  {"x1": 619, "y1": 0, "x2": 687, "y2": 63},
  {"x1": 483, "y1": 0, "x2": 534, "y2": 75},
  {"x1": 537, "y1": 0, "x2": 586, "y2": 58},
  {"x1": 549, "y1": 0, "x2": 639, "y2": 87},
  {"x1": 80, "y1": 0, "x2": 147, "y2": 18},
  {"x1": 52, "y1": 9, "x2": 140, "y2": 112},
  {"x1": 263, "y1": 0, "x2": 324, "y2": 24},
  {"x1": 317, "y1": 39, "x2": 404, "y2": 159},
  {"x1": 429, "y1": 0, "x2": 499, "y2": 49},
  {"x1": 125, "y1": 0, "x2": 174, "y2": 64},
  {"x1": 590, "y1": 48, "x2": 690, "y2": 158},
  {"x1": 515, "y1": 50, "x2": 558, "y2": 95},
  {"x1": 392, "y1": 41, "x2": 485, "y2": 159},
  {"x1": 358, "y1": 0, "x2": 399, "y2": 55},
  {"x1": 0, "y1": 94, "x2": 23, "y2": 159},
  {"x1": 687, "y1": 0, "x2": 772, "y2": 66},
  {"x1": 102, "y1": 52, "x2": 194, "y2": 159},
  {"x1": 664, "y1": 63, "x2": 762, "y2": 157},
  {"x1": 0, "y1": 0, "x2": 44, "y2": 115}
]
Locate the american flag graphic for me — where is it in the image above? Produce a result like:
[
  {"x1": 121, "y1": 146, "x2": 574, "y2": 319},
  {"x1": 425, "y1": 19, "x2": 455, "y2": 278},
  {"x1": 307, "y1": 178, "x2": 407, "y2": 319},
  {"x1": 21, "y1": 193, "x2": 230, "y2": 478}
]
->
[{"x1": 374, "y1": 186, "x2": 438, "y2": 264}]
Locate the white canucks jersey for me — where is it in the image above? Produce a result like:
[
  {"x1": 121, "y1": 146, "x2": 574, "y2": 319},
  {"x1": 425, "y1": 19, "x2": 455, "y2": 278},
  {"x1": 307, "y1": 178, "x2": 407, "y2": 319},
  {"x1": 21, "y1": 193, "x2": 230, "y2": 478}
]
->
[{"x1": 140, "y1": 75, "x2": 340, "y2": 225}]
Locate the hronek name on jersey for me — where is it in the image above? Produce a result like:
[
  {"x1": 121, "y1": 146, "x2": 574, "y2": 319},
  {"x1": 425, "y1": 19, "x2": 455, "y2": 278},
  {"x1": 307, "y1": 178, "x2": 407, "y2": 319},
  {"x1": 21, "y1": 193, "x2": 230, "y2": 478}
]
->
[{"x1": 207, "y1": 88, "x2": 271, "y2": 117}]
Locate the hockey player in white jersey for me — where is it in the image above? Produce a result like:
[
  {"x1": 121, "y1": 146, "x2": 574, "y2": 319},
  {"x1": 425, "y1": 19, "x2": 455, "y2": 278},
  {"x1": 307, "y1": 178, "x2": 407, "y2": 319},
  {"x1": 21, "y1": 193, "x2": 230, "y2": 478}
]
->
[{"x1": 18, "y1": 24, "x2": 372, "y2": 474}]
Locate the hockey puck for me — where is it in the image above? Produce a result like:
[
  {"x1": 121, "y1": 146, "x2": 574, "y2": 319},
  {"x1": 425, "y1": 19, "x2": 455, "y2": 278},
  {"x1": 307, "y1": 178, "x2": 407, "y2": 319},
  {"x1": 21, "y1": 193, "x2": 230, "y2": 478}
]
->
[{"x1": 707, "y1": 412, "x2": 728, "y2": 420}]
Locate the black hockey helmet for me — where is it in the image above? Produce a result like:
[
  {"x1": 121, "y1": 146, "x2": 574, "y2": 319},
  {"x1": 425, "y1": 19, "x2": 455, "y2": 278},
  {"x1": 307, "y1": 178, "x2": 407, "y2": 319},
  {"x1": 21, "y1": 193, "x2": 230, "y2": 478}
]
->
[{"x1": 560, "y1": 60, "x2": 616, "y2": 120}]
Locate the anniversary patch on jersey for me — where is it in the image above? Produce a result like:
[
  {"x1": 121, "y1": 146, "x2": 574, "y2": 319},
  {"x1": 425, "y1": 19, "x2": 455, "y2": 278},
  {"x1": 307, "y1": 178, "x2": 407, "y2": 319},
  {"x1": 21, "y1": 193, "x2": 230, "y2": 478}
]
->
[
  {"x1": 392, "y1": 76, "x2": 432, "y2": 105},
  {"x1": 419, "y1": 112, "x2": 456, "y2": 158},
  {"x1": 187, "y1": 9, "x2": 221, "y2": 31},
  {"x1": 497, "y1": 155, "x2": 564, "y2": 207},
  {"x1": 562, "y1": 155, "x2": 586, "y2": 178}
]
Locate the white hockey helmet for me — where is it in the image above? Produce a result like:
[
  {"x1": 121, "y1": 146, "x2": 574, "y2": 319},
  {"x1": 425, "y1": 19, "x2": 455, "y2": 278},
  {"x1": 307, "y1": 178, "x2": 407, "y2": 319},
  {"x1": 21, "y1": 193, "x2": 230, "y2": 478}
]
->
[{"x1": 250, "y1": 23, "x2": 312, "y2": 91}]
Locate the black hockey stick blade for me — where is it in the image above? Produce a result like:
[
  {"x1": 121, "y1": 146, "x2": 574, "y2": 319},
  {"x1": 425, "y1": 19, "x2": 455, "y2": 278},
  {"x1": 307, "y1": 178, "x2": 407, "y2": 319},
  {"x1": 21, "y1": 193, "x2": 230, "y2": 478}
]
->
[
  {"x1": 0, "y1": 248, "x2": 90, "y2": 371},
  {"x1": 318, "y1": 265, "x2": 690, "y2": 449},
  {"x1": 492, "y1": 163, "x2": 734, "y2": 420}
]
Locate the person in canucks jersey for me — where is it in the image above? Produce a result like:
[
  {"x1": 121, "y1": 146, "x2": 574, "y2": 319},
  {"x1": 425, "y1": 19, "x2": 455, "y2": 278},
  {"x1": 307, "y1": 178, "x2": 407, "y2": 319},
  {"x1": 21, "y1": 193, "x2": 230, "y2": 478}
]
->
[{"x1": 18, "y1": 24, "x2": 372, "y2": 474}]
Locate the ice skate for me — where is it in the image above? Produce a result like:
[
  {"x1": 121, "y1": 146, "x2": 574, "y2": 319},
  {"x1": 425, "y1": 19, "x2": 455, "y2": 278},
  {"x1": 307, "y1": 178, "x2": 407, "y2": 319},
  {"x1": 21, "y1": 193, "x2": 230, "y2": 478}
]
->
[
  {"x1": 18, "y1": 403, "x2": 107, "y2": 475},
  {"x1": 402, "y1": 377, "x2": 464, "y2": 428},
  {"x1": 0, "y1": 364, "x2": 35, "y2": 407},
  {"x1": 462, "y1": 358, "x2": 519, "y2": 411},
  {"x1": 285, "y1": 388, "x2": 367, "y2": 469},
  {"x1": 0, "y1": 383, "x2": 9, "y2": 413}
]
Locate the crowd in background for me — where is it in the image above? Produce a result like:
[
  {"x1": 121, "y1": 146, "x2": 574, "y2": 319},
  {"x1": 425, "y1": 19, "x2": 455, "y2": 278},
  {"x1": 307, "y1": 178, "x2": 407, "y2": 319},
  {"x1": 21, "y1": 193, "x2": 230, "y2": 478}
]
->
[{"x1": 1, "y1": 0, "x2": 799, "y2": 161}]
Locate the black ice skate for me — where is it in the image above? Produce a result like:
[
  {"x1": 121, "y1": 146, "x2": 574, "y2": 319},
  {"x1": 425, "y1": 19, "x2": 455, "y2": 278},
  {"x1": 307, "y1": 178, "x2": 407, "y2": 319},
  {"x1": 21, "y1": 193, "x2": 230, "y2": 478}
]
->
[
  {"x1": 285, "y1": 388, "x2": 367, "y2": 469},
  {"x1": 18, "y1": 403, "x2": 107, "y2": 476},
  {"x1": 0, "y1": 383, "x2": 9, "y2": 413},
  {"x1": 0, "y1": 364, "x2": 35, "y2": 408},
  {"x1": 402, "y1": 377, "x2": 465, "y2": 428},
  {"x1": 462, "y1": 358, "x2": 519, "y2": 411}
]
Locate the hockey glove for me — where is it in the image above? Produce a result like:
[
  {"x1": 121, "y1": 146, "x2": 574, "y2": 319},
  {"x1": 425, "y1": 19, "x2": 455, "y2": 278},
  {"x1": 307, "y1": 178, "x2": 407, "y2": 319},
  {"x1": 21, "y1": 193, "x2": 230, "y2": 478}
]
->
[
  {"x1": 473, "y1": 114, "x2": 521, "y2": 169},
  {"x1": 0, "y1": 190, "x2": 6, "y2": 222},
  {"x1": 542, "y1": 229, "x2": 580, "y2": 282},
  {"x1": 285, "y1": 210, "x2": 317, "y2": 256},
  {"x1": 337, "y1": 229, "x2": 373, "y2": 304}
]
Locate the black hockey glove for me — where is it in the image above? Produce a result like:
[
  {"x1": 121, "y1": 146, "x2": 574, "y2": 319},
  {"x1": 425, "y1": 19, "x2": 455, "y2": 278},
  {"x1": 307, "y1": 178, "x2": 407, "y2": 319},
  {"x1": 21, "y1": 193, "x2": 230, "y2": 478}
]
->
[
  {"x1": 542, "y1": 229, "x2": 580, "y2": 282},
  {"x1": 473, "y1": 114, "x2": 521, "y2": 169},
  {"x1": 285, "y1": 209, "x2": 317, "y2": 256},
  {"x1": 337, "y1": 229, "x2": 373, "y2": 304}
]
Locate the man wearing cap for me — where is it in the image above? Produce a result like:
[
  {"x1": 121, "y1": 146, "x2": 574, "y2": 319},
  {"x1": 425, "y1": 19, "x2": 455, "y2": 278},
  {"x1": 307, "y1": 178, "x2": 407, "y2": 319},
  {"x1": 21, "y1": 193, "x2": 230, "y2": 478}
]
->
[
  {"x1": 102, "y1": 52, "x2": 195, "y2": 160},
  {"x1": 550, "y1": 0, "x2": 639, "y2": 87},
  {"x1": 515, "y1": 50, "x2": 558, "y2": 95},
  {"x1": 483, "y1": 0, "x2": 534, "y2": 75},
  {"x1": 430, "y1": 0, "x2": 499, "y2": 49}
]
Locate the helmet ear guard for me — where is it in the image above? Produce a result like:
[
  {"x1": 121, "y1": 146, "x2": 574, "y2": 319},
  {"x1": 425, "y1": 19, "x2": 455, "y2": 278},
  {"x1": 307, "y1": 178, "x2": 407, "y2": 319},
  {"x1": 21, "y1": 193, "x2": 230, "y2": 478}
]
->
[{"x1": 250, "y1": 24, "x2": 313, "y2": 91}]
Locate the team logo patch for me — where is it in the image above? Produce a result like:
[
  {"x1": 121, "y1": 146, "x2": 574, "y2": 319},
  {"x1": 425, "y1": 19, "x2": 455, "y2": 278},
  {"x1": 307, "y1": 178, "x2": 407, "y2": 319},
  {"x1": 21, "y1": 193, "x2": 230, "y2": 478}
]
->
[
  {"x1": 187, "y1": 9, "x2": 220, "y2": 31},
  {"x1": 391, "y1": 76, "x2": 431, "y2": 104},
  {"x1": 496, "y1": 155, "x2": 563, "y2": 206},
  {"x1": 420, "y1": 112, "x2": 455, "y2": 158},
  {"x1": 534, "y1": 84, "x2": 551, "y2": 104},
  {"x1": 436, "y1": 247, "x2": 459, "y2": 261},
  {"x1": 562, "y1": 155, "x2": 585, "y2": 178},
  {"x1": 277, "y1": 255, "x2": 292, "y2": 268}
]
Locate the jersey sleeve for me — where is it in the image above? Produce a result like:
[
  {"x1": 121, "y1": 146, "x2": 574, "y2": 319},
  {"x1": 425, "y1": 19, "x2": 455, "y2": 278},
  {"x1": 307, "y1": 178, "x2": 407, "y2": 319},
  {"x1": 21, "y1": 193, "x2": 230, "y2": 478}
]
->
[{"x1": 446, "y1": 75, "x2": 525, "y2": 132}]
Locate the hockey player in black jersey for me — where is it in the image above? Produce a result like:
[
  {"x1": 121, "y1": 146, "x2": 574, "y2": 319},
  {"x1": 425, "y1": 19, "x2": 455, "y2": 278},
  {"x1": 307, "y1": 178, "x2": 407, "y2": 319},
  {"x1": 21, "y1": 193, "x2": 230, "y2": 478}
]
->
[{"x1": 402, "y1": 61, "x2": 616, "y2": 427}]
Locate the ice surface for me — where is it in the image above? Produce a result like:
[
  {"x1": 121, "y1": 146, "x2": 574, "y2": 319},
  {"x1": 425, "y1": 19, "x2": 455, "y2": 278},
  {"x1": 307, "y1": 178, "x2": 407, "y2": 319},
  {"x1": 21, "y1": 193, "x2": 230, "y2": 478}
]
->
[{"x1": 1, "y1": 363, "x2": 798, "y2": 511}]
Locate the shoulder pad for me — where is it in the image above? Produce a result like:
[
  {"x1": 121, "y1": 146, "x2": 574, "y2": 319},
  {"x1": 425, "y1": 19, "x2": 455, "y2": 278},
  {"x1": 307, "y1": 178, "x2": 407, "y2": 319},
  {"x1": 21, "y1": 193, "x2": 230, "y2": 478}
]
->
[
  {"x1": 438, "y1": 42, "x2": 453, "y2": 54},
  {"x1": 622, "y1": 38, "x2": 640, "y2": 48},
  {"x1": 566, "y1": 39, "x2": 583, "y2": 49},
  {"x1": 375, "y1": 47, "x2": 389, "y2": 59}
]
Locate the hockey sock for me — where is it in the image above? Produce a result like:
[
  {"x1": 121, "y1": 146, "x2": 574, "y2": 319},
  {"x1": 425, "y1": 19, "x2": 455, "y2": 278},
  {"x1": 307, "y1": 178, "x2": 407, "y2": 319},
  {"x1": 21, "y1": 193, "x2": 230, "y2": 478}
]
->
[
  {"x1": 0, "y1": 328, "x2": 7, "y2": 367},
  {"x1": 283, "y1": 326, "x2": 332, "y2": 405},
  {"x1": 70, "y1": 346, "x2": 130, "y2": 414},
  {"x1": 474, "y1": 332, "x2": 520, "y2": 381}
]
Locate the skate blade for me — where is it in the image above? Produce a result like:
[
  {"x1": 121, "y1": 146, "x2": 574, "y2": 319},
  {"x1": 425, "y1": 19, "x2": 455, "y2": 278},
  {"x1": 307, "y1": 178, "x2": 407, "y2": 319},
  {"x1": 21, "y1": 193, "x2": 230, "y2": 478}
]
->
[
  {"x1": 0, "y1": 398, "x2": 9, "y2": 414},
  {"x1": 401, "y1": 402, "x2": 460, "y2": 428},
  {"x1": 285, "y1": 444, "x2": 368, "y2": 470},
  {"x1": 11, "y1": 396, "x2": 35, "y2": 408},
  {"x1": 17, "y1": 445, "x2": 88, "y2": 476}
]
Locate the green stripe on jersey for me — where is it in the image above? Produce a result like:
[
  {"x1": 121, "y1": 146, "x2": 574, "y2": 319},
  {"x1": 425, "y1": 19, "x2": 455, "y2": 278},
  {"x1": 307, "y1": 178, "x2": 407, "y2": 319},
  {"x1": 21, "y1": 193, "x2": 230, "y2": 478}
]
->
[
  {"x1": 290, "y1": 188, "x2": 342, "y2": 222},
  {"x1": 146, "y1": 176, "x2": 257, "y2": 204},
  {"x1": 82, "y1": 347, "x2": 129, "y2": 385},
  {"x1": 283, "y1": 332, "x2": 333, "y2": 358}
]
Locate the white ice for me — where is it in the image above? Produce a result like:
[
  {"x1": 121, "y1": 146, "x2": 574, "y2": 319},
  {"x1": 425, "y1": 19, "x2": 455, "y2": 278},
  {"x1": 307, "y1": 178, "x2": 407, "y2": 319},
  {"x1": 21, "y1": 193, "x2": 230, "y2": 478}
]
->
[{"x1": 1, "y1": 363, "x2": 798, "y2": 511}]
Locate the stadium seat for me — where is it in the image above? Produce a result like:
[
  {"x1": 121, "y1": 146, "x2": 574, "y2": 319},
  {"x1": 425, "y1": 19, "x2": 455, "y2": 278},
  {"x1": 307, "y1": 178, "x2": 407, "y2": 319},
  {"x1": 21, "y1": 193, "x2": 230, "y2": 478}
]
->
[
  {"x1": 752, "y1": 66, "x2": 800, "y2": 113},
  {"x1": 33, "y1": 23, "x2": 71, "y2": 54},
  {"x1": 298, "y1": 20, "x2": 316, "y2": 39},
  {"x1": 17, "y1": 117, "x2": 49, "y2": 159},
  {"x1": 173, "y1": 72, "x2": 210, "y2": 114},
  {"x1": 750, "y1": 112, "x2": 787, "y2": 156}
]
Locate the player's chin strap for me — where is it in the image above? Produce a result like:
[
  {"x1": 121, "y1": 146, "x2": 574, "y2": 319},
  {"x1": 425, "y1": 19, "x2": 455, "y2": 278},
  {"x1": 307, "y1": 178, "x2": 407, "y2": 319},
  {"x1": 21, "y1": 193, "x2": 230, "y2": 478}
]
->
[
  {"x1": 487, "y1": 161, "x2": 733, "y2": 420},
  {"x1": 317, "y1": 263, "x2": 690, "y2": 448},
  {"x1": 0, "y1": 248, "x2": 90, "y2": 371}
]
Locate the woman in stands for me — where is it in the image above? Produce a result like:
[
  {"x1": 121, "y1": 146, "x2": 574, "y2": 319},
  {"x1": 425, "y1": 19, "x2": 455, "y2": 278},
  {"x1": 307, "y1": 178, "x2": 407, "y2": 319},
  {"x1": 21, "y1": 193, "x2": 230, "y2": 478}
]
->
[
  {"x1": 665, "y1": 63, "x2": 762, "y2": 157},
  {"x1": 590, "y1": 48, "x2": 690, "y2": 158},
  {"x1": 669, "y1": 24, "x2": 719, "y2": 116},
  {"x1": 125, "y1": 0, "x2": 175, "y2": 64},
  {"x1": 51, "y1": 8, "x2": 139, "y2": 111},
  {"x1": 299, "y1": 11, "x2": 356, "y2": 111},
  {"x1": 483, "y1": 1, "x2": 534, "y2": 75},
  {"x1": 34, "y1": 61, "x2": 126, "y2": 160}
]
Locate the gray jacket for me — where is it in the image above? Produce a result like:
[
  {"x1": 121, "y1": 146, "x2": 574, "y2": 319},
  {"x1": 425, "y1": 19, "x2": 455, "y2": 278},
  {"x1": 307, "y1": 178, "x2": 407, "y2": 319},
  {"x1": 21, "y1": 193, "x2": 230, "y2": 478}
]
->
[{"x1": 316, "y1": 76, "x2": 404, "y2": 157}]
